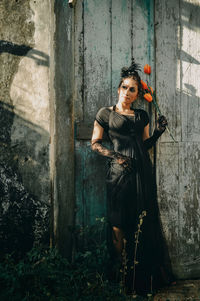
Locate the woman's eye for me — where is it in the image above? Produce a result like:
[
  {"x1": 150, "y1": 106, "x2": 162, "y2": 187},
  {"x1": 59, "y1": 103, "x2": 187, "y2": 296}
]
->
[{"x1": 122, "y1": 85, "x2": 135, "y2": 92}]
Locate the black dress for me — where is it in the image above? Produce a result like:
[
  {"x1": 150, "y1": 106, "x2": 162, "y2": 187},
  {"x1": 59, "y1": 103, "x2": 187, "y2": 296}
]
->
[{"x1": 95, "y1": 105, "x2": 174, "y2": 294}]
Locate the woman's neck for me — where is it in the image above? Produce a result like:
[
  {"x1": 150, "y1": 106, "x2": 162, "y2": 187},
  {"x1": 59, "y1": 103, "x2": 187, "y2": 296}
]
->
[{"x1": 116, "y1": 102, "x2": 133, "y2": 113}]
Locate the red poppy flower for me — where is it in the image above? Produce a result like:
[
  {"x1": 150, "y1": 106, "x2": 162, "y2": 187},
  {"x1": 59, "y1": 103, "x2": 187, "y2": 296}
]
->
[
  {"x1": 144, "y1": 64, "x2": 151, "y2": 75},
  {"x1": 141, "y1": 80, "x2": 148, "y2": 90},
  {"x1": 144, "y1": 93, "x2": 153, "y2": 102}
]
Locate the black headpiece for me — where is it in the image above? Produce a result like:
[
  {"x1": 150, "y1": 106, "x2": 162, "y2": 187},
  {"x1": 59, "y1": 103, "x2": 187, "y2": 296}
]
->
[
  {"x1": 120, "y1": 58, "x2": 141, "y2": 78},
  {"x1": 118, "y1": 58, "x2": 143, "y2": 98}
]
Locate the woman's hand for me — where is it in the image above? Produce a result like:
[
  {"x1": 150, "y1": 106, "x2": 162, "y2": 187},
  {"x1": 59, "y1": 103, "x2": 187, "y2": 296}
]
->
[
  {"x1": 143, "y1": 116, "x2": 168, "y2": 151},
  {"x1": 116, "y1": 157, "x2": 127, "y2": 165},
  {"x1": 115, "y1": 154, "x2": 132, "y2": 171},
  {"x1": 157, "y1": 115, "x2": 168, "y2": 133}
]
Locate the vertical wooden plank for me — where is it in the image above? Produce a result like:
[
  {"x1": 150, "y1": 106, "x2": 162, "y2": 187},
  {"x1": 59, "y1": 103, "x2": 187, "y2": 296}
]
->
[
  {"x1": 157, "y1": 143, "x2": 179, "y2": 262},
  {"x1": 74, "y1": 0, "x2": 84, "y2": 122},
  {"x1": 84, "y1": 0, "x2": 111, "y2": 120},
  {"x1": 178, "y1": 142, "x2": 200, "y2": 278},
  {"x1": 132, "y1": 0, "x2": 155, "y2": 68},
  {"x1": 53, "y1": 0, "x2": 75, "y2": 258},
  {"x1": 180, "y1": 0, "x2": 200, "y2": 142},
  {"x1": 155, "y1": 0, "x2": 181, "y2": 276},
  {"x1": 75, "y1": 0, "x2": 111, "y2": 227},
  {"x1": 111, "y1": 0, "x2": 132, "y2": 102},
  {"x1": 155, "y1": 0, "x2": 181, "y2": 143},
  {"x1": 75, "y1": 141, "x2": 85, "y2": 226}
]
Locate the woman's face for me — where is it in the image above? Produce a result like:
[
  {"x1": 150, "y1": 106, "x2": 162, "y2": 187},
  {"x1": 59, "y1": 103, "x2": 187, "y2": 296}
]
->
[{"x1": 118, "y1": 77, "x2": 138, "y2": 104}]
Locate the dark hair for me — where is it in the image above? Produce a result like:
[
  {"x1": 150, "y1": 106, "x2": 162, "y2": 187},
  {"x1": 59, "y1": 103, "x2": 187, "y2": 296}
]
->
[{"x1": 118, "y1": 58, "x2": 143, "y2": 98}]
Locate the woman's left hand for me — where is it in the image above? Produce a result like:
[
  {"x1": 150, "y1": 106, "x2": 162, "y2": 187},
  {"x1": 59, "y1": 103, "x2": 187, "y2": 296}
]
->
[{"x1": 157, "y1": 115, "x2": 168, "y2": 133}]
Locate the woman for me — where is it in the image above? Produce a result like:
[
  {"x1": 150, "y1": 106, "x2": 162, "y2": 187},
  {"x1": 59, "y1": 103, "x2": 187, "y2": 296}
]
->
[{"x1": 90, "y1": 60, "x2": 174, "y2": 295}]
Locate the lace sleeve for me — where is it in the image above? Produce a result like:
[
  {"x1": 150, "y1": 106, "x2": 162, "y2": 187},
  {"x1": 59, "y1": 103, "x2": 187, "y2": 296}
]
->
[
  {"x1": 91, "y1": 139, "x2": 133, "y2": 170},
  {"x1": 91, "y1": 139, "x2": 119, "y2": 159}
]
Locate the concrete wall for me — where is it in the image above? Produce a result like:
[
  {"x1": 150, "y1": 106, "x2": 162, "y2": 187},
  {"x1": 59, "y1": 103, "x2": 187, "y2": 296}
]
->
[
  {"x1": 0, "y1": 0, "x2": 75, "y2": 259},
  {"x1": 0, "y1": 0, "x2": 51, "y2": 255}
]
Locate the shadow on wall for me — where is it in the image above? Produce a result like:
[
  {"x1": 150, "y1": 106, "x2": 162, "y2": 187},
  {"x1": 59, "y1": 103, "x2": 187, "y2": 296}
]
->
[
  {"x1": 0, "y1": 101, "x2": 50, "y2": 259},
  {"x1": 0, "y1": 40, "x2": 49, "y2": 67},
  {"x1": 182, "y1": 0, "x2": 200, "y2": 31}
]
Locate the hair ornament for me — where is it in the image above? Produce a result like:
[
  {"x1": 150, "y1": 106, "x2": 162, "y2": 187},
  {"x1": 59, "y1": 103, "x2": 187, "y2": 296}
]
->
[{"x1": 120, "y1": 58, "x2": 141, "y2": 78}]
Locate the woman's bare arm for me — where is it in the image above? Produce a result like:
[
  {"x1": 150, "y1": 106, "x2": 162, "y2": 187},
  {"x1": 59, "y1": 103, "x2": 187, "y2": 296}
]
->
[{"x1": 91, "y1": 120, "x2": 104, "y2": 143}]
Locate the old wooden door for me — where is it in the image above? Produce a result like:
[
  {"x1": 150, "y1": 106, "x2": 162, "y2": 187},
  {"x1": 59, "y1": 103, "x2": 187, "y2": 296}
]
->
[
  {"x1": 72, "y1": 0, "x2": 200, "y2": 280},
  {"x1": 74, "y1": 0, "x2": 154, "y2": 226},
  {"x1": 155, "y1": 0, "x2": 200, "y2": 279}
]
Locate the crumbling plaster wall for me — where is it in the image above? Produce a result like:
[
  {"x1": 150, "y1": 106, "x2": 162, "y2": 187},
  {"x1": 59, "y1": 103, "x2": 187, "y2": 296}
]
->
[{"x1": 0, "y1": 0, "x2": 51, "y2": 255}]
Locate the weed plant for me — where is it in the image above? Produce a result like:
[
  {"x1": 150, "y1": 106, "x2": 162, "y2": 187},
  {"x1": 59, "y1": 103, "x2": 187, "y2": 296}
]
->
[{"x1": 0, "y1": 218, "x2": 150, "y2": 301}]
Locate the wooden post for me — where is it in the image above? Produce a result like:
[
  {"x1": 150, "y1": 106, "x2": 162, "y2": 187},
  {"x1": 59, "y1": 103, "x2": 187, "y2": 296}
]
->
[{"x1": 51, "y1": 0, "x2": 75, "y2": 258}]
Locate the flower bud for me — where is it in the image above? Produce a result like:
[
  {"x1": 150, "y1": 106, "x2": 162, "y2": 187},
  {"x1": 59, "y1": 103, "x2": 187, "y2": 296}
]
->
[
  {"x1": 144, "y1": 64, "x2": 151, "y2": 75},
  {"x1": 141, "y1": 80, "x2": 148, "y2": 90},
  {"x1": 144, "y1": 93, "x2": 153, "y2": 102}
]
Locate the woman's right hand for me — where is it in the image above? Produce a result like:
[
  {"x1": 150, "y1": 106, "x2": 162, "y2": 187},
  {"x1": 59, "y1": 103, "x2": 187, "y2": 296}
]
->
[
  {"x1": 115, "y1": 154, "x2": 132, "y2": 170},
  {"x1": 116, "y1": 157, "x2": 127, "y2": 165}
]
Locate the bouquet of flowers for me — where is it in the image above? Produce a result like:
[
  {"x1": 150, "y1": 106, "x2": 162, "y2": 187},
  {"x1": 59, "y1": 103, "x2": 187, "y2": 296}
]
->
[{"x1": 141, "y1": 64, "x2": 176, "y2": 142}]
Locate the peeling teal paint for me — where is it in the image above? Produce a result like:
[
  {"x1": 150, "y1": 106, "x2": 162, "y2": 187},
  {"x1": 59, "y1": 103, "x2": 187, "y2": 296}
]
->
[
  {"x1": 75, "y1": 142, "x2": 107, "y2": 226},
  {"x1": 136, "y1": 0, "x2": 154, "y2": 63},
  {"x1": 84, "y1": 0, "x2": 89, "y2": 13},
  {"x1": 147, "y1": 0, "x2": 154, "y2": 64},
  {"x1": 63, "y1": 0, "x2": 69, "y2": 8},
  {"x1": 121, "y1": 0, "x2": 128, "y2": 13}
]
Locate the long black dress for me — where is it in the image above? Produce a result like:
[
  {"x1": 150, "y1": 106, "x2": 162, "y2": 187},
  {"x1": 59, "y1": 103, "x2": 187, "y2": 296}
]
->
[{"x1": 95, "y1": 105, "x2": 174, "y2": 294}]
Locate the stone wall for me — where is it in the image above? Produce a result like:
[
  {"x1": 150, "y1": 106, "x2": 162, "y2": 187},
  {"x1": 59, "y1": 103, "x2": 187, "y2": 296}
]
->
[{"x1": 0, "y1": 0, "x2": 51, "y2": 256}]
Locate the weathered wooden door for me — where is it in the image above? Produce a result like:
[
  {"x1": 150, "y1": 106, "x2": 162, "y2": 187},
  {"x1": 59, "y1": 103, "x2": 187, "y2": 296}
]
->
[
  {"x1": 73, "y1": 0, "x2": 200, "y2": 280},
  {"x1": 155, "y1": 0, "x2": 200, "y2": 279},
  {"x1": 74, "y1": 0, "x2": 154, "y2": 226}
]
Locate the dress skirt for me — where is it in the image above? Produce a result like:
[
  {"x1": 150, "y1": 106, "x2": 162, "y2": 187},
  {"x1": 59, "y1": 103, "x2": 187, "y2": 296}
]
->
[{"x1": 106, "y1": 157, "x2": 174, "y2": 294}]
